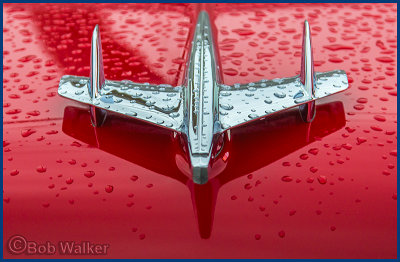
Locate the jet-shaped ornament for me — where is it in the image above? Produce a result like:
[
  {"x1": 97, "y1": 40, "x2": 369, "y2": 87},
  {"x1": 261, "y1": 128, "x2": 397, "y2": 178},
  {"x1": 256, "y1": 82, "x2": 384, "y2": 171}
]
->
[{"x1": 58, "y1": 11, "x2": 349, "y2": 184}]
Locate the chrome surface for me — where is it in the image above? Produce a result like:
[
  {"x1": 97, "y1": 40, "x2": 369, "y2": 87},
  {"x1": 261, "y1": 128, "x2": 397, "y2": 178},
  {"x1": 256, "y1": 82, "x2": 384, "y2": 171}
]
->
[
  {"x1": 218, "y1": 70, "x2": 348, "y2": 129},
  {"x1": 59, "y1": 75, "x2": 184, "y2": 130},
  {"x1": 299, "y1": 20, "x2": 316, "y2": 122},
  {"x1": 89, "y1": 25, "x2": 107, "y2": 127},
  {"x1": 58, "y1": 11, "x2": 349, "y2": 184},
  {"x1": 181, "y1": 11, "x2": 221, "y2": 184}
]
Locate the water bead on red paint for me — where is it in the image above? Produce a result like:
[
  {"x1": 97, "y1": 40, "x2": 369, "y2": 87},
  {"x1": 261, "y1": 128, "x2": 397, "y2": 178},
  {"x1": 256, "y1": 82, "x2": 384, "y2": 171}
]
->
[
  {"x1": 21, "y1": 128, "x2": 36, "y2": 137},
  {"x1": 84, "y1": 171, "x2": 95, "y2": 178},
  {"x1": 281, "y1": 176, "x2": 293, "y2": 182},
  {"x1": 299, "y1": 154, "x2": 309, "y2": 160},
  {"x1": 373, "y1": 115, "x2": 386, "y2": 122},
  {"x1": 36, "y1": 165, "x2": 47, "y2": 173},
  {"x1": 105, "y1": 185, "x2": 114, "y2": 193},
  {"x1": 317, "y1": 176, "x2": 328, "y2": 184},
  {"x1": 10, "y1": 170, "x2": 19, "y2": 176}
]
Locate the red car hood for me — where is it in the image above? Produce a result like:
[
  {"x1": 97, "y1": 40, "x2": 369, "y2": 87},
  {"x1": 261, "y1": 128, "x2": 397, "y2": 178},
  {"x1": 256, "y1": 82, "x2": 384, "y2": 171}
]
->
[{"x1": 3, "y1": 3, "x2": 397, "y2": 258}]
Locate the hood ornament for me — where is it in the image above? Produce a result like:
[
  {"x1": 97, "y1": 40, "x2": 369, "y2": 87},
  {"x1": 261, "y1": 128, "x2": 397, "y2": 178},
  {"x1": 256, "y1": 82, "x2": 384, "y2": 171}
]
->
[{"x1": 58, "y1": 11, "x2": 348, "y2": 184}]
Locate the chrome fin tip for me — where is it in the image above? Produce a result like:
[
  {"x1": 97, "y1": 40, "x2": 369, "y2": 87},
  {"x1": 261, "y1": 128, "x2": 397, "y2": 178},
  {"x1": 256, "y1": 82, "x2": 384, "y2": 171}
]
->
[
  {"x1": 300, "y1": 19, "x2": 315, "y2": 94},
  {"x1": 299, "y1": 19, "x2": 316, "y2": 123},
  {"x1": 90, "y1": 24, "x2": 106, "y2": 127},
  {"x1": 89, "y1": 24, "x2": 105, "y2": 99}
]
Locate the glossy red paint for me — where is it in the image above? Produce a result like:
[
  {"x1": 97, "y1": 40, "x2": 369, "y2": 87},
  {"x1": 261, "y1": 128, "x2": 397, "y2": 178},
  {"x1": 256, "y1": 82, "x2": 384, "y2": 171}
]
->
[{"x1": 3, "y1": 3, "x2": 397, "y2": 259}]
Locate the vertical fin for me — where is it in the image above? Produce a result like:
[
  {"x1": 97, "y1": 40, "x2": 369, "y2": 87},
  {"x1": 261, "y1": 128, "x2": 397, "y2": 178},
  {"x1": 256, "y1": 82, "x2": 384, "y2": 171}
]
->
[
  {"x1": 299, "y1": 20, "x2": 316, "y2": 123},
  {"x1": 89, "y1": 25, "x2": 106, "y2": 127}
]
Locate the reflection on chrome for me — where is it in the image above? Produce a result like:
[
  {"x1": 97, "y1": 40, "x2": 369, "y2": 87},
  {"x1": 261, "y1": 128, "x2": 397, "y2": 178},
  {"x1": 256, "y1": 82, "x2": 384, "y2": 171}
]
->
[
  {"x1": 62, "y1": 101, "x2": 346, "y2": 239},
  {"x1": 58, "y1": 10, "x2": 348, "y2": 184}
]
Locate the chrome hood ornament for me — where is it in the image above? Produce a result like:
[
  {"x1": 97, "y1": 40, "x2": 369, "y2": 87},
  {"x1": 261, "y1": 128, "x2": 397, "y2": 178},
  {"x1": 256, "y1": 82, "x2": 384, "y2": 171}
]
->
[{"x1": 58, "y1": 11, "x2": 348, "y2": 184}]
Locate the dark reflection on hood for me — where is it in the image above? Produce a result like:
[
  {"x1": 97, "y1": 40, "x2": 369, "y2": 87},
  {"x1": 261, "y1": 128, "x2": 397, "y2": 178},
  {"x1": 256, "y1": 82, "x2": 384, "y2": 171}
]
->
[{"x1": 62, "y1": 101, "x2": 345, "y2": 239}]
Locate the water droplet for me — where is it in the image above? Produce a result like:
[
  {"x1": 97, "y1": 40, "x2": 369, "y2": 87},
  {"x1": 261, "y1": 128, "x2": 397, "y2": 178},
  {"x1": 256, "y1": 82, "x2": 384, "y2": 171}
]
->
[
  {"x1": 36, "y1": 165, "x2": 47, "y2": 173},
  {"x1": 281, "y1": 176, "x2": 293, "y2": 182},
  {"x1": 308, "y1": 148, "x2": 319, "y2": 155},
  {"x1": 105, "y1": 185, "x2": 114, "y2": 193},
  {"x1": 376, "y1": 56, "x2": 394, "y2": 63},
  {"x1": 220, "y1": 104, "x2": 233, "y2": 110},
  {"x1": 244, "y1": 183, "x2": 252, "y2": 190},
  {"x1": 300, "y1": 154, "x2": 309, "y2": 160},
  {"x1": 146, "y1": 100, "x2": 155, "y2": 106},
  {"x1": 169, "y1": 112, "x2": 180, "y2": 118},
  {"x1": 373, "y1": 115, "x2": 386, "y2": 122},
  {"x1": 274, "y1": 92, "x2": 286, "y2": 98},
  {"x1": 223, "y1": 68, "x2": 238, "y2": 76},
  {"x1": 46, "y1": 130, "x2": 58, "y2": 135},
  {"x1": 371, "y1": 125, "x2": 383, "y2": 132},
  {"x1": 353, "y1": 104, "x2": 365, "y2": 110},
  {"x1": 356, "y1": 137, "x2": 367, "y2": 145},
  {"x1": 293, "y1": 91, "x2": 304, "y2": 99},
  {"x1": 6, "y1": 109, "x2": 22, "y2": 115},
  {"x1": 248, "y1": 113, "x2": 259, "y2": 119},
  {"x1": 100, "y1": 95, "x2": 114, "y2": 103},
  {"x1": 317, "y1": 175, "x2": 327, "y2": 184},
  {"x1": 21, "y1": 128, "x2": 36, "y2": 137},
  {"x1": 84, "y1": 171, "x2": 95, "y2": 178},
  {"x1": 10, "y1": 170, "x2": 19, "y2": 176},
  {"x1": 356, "y1": 97, "x2": 368, "y2": 104},
  {"x1": 26, "y1": 110, "x2": 40, "y2": 116},
  {"x1": 342, "y1": 143, "x2": 352, "y2": 150}
]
